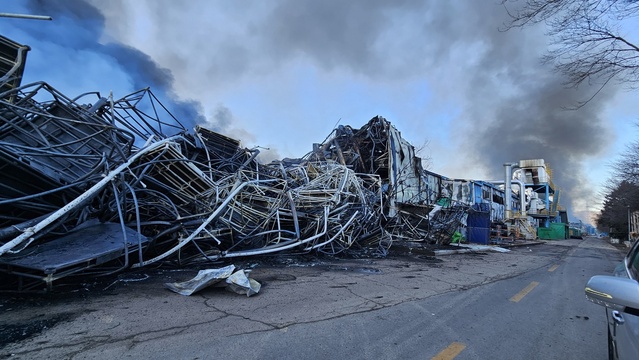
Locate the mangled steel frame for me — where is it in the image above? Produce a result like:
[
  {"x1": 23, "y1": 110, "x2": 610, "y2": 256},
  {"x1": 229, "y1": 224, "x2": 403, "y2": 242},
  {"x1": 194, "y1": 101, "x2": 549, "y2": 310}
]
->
[
  {"x1": 0, "y1": 81, "x2": 387, "y2": 290},
  {"x1": 0, "y1": 67, "x2": 466, "y2": 291}
]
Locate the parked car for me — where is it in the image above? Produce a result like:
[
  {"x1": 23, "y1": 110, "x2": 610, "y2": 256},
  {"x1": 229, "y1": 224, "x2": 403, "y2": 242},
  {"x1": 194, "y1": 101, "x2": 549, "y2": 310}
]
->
[{"x1": 585, "y1": 240, "x2": 639, "y2": 359}]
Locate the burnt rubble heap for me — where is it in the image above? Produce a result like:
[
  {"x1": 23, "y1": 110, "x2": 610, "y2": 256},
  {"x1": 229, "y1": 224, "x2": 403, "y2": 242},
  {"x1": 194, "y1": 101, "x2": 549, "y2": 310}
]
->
[{"x1": 0, "y1": 38, "x2": 468, "y2": 292}]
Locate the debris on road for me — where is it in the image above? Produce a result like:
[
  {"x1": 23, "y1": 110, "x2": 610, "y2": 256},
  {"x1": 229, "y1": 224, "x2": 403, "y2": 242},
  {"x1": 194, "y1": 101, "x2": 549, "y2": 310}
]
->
[{"x1": 165, "y1": 265, "x2": 236, "y2": 296}]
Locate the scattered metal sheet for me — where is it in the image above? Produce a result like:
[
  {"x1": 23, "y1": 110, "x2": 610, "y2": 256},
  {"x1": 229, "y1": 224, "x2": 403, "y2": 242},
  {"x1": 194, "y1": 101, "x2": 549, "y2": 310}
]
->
[{"x1": 165, "y1": 265, "x2": 236, "y2": 296}]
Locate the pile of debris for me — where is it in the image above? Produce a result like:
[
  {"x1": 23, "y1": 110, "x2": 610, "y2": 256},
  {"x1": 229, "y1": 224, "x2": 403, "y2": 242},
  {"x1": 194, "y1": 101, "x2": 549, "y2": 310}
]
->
[{"x1": 0, "y1": 36, "x2": 468, "y2": 292}]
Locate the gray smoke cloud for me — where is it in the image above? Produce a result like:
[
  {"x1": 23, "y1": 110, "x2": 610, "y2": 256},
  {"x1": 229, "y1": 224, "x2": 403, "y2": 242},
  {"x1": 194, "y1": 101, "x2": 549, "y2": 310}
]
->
[
  {"x1": 443, "y1": 4, "x2": 615, "y2": 219},
  {"x1": 211, "y1": 105, "x2": 233, "y2": 133},
  {"x1": 251, "y1": 1, "x2": 615, "y2": 218}
]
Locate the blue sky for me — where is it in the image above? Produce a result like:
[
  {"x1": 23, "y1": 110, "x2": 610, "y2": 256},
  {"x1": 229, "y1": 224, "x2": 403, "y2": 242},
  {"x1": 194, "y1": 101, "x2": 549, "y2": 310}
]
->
[{"x1": 2, "y1": 0, "x2": 638, "y2": 224}]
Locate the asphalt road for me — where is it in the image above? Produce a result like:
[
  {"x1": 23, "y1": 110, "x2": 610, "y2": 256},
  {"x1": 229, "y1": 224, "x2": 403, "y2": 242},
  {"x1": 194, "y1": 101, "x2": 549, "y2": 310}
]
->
[{"x1": 0, "y1": 236, "x2": 625, "y2": 359}]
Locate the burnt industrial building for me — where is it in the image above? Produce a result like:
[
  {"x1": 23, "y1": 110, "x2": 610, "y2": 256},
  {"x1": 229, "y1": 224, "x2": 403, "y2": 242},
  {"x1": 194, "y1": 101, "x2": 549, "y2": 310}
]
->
[{"x1": 0, "y1": 34, "x2": 566, "y2": 292}]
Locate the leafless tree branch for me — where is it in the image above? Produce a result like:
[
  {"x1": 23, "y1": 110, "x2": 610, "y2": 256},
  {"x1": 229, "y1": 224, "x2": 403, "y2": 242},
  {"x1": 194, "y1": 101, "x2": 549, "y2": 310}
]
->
[{"x1": 502, "y1": 0, "x2": 639, "y2": 100}]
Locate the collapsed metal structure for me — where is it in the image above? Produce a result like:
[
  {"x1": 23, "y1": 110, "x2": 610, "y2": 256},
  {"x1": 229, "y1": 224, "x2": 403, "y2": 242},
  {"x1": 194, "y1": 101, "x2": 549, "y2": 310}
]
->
[{"x1": 0, "y1": 35, "x2": 474, "y2": 291}]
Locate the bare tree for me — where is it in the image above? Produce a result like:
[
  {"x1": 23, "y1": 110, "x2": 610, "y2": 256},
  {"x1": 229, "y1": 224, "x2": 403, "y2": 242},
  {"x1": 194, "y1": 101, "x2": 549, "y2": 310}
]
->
[
  {"x1": 613, "y1": 139, "x2": 639, "y2": 184},
  {"x1": 595, "y1": 179, "x2": 639, "y2": 239},
  {"x1": 502, "y1": 0, "x2": 639, "y2": 102},
  {"x1": 415, "y1": 139, "x2": 433, "y2": 170}
]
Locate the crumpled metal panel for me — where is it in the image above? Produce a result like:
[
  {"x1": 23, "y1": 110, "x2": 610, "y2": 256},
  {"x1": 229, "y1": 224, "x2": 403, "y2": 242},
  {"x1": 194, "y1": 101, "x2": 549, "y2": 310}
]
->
[
  {"x1": 165, "y1": 265, "x2": 236, "y2": 296},
  {"x1": 225, "y1": 269, "x2": 261, "y2": 297}
]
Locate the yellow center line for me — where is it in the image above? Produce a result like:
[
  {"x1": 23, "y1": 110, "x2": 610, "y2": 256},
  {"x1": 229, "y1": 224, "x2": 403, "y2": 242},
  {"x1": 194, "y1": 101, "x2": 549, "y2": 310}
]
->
[
  {"x1": 548, "y1": 264, "x2": 559, "y2": 272},
  {"x1": 510, "y1": 281, "x2": 540, "y2": 302},
  {"x1": 432, "y1": 342, "x2": 466, "y2": 360}
]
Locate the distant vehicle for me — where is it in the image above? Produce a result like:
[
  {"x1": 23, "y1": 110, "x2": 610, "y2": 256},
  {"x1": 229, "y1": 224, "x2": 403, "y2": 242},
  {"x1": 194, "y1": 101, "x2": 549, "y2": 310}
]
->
[{"x1": 585, "y1": 240, "x2": 639, "y2": 359}]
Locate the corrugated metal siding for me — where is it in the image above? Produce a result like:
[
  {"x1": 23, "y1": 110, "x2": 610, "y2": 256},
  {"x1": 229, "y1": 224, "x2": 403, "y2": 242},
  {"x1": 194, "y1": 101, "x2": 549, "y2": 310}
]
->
[{"x1": 423, "y1": 172, "x2": 441, "y2": 204}]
